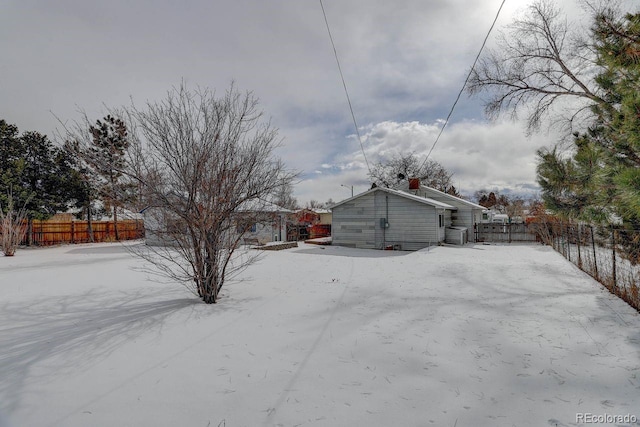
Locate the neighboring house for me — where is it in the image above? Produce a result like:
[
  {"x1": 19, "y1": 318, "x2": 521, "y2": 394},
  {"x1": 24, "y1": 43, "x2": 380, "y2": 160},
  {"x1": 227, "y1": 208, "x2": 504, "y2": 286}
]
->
[
  {"x1": 288, "y1": 208, "x2": 333, "y2": 241},
  {"x1": 239, "y1": 201, "x2": 291, "y2": 245},
  {"x1": 141, "y1": 206, "x2": 177, "y2": 247},
  {"x1": 481, "y1": 209, "x2": 520, "y2": 224},
  {"x1": 308, "y1": 208, "x2": 332, "y2": 239},
  {"x1": 331, "y1": 186, "x2": 456, "y2": 250},
  {"x1": 143, "y1": 200, "x2": 291, "y2": 247},
  {"x1": 314, "y1": 208, "x2": 332, "y2": 225},
  {"x1": 288, "y1": 209, "x2": 319, "y2": 241}
]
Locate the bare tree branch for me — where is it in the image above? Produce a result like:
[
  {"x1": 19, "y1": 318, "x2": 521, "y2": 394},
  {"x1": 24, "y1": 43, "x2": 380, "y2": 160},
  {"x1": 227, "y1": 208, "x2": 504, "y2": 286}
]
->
[
  {"x1": 128, "y1": 82, "x2": 297, "y2": 304},
  {"x1": 468, "y1": 0, "x2": 608, "y2": 135},
  {"x1": 369, "y1": 152, "x2": 454, "y2": 191},
  {"x1": 0, "y1": 191, "x2": 30, "y2": 256}
]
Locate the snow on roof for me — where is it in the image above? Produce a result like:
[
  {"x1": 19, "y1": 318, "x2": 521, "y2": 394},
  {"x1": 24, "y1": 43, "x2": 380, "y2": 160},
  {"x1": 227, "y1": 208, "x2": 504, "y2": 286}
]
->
[
  {"x1": 415, "y1": 186, "x2": 486, "y2": 210},
  {"x1": 237, "y1": 199, "x2": 293, "y2": 213},
  {"x1": 330, "y1": 186, "x2": 456, "y2": 210}
]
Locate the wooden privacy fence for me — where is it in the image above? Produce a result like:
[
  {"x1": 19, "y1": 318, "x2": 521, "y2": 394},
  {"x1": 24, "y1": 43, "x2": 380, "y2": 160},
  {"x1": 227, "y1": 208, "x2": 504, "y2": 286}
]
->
[{"x1": 17, "y1": 219, "x2": 145, "y2": 246}]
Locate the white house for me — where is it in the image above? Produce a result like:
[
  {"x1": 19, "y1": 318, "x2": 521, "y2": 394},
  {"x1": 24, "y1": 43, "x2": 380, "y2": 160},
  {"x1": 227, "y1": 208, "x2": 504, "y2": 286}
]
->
[
  {"x1": 331, "y1": 186, "x2": 453, "y2": 250},
  {"x1": 330, "y1": 182, "x2": 485, "y2": 250},
  {"x1": 237, "y1": 200, "x2": 291, "y2": 245},
  {"x1": 143, "y1": 199, "x2": 291, "y2": 247}
]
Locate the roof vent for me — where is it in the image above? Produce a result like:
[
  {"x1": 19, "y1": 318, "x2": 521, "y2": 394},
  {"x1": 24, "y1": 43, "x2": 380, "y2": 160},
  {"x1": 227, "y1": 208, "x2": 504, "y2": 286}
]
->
[{"x1": 409, "y1": 178, "x2": 420, "y2": 190}]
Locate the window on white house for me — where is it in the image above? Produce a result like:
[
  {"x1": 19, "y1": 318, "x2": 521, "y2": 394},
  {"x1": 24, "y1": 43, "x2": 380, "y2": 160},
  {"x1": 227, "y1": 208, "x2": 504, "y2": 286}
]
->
[{"x1": 236, "y1": 222, "x2": 258, "y2": 233}]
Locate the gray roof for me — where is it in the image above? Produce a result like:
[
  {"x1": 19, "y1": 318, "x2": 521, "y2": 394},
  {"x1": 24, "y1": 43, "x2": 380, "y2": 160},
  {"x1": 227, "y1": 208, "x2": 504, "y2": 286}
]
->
[
  {"x1": 330, "y1": 186, "x2": 456, "y2": 210},
  {"x1": 417, "y1": 186, "x2": 486, "y2": 210},
  {"x1": 237, "y1": 199, "x2": 293, "y2": 213}
]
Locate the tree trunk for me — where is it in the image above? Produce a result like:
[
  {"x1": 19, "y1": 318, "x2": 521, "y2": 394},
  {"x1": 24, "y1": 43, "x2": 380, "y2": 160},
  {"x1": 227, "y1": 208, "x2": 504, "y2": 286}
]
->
[
  {"x1": 87, "y1": 205, "x2": 94, "y2": 243},
  {"x1": 199, "y1": 276, "x2": 218, "y2": 304},
  {"x1": 27, "y1": 218, "x2": 33, "y2": 246},
  {"x1": 113, "y1": 204, "x2": 120, "y2": 241}
]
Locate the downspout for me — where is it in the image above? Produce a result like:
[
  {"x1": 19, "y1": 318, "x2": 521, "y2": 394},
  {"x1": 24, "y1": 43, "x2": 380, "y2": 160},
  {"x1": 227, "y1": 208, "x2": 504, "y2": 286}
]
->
[
  {"x1": 383, "y1": 195, "x2": 389, "y2": 249},
  {"x1": 435, "y1": 208, "x2": 439, "y2": 243},
  {"x1": 437, "y1": 207, "x2": 445, "y2": 243}
]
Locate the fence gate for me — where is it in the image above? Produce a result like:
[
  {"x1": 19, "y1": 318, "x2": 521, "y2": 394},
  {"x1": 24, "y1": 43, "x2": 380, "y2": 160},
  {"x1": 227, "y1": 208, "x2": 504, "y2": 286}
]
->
[{"x1": 475, "y1": 223, "x2": 538, "y2": 243}]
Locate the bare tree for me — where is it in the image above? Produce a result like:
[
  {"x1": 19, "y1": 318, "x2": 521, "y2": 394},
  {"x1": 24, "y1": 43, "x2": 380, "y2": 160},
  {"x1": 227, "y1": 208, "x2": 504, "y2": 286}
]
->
[
  {"x1": 369, "y1": 152, "x2": 453, "y2": 191},
  {"x1": 129, "y1": 83, "x2": 296, "y2": 304},
  {"x1": 0, "y1": 192, "x2": 29, "y2": 256},
  {"x1": 272, "y1": 179, "x2": 298, "y2": 210},
  {"x1": 305, "y1": 199, "x2": 335, "y2": 210},
  {"x1": 505, "y1": 197, "x2": 526, "y2": 222},
  {"x1": 467, "y1": 0, "x2": 608, "y2": 134}
]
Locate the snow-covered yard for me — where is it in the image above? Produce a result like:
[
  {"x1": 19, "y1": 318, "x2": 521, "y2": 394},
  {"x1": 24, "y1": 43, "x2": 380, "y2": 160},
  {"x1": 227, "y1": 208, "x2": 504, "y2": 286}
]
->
[{"x1": 1, "y1": 242, "x2": 639, "y2": 427}]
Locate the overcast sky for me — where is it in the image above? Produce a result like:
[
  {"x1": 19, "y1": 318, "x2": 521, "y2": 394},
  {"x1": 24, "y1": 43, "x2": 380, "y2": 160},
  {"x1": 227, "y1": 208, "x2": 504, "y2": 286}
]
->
[{"x1": 1, "y1": 0, "x2": 633, "y2": 205}]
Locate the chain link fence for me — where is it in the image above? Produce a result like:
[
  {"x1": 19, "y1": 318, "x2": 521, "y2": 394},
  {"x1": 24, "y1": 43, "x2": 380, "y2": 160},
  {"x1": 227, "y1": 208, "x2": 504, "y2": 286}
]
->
[{"x1": 530, "y1": 219, "x2": 640, "y2": 312}]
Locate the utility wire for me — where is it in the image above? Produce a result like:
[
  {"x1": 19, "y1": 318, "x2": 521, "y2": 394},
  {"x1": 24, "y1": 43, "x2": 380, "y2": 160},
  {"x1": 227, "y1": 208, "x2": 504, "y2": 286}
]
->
[
  {"x1": 319, "y1": 0, "x2": 371, "y2": 174},
  {"x1": 419, "y1": 0, "x2": 506, "y2": 171}
]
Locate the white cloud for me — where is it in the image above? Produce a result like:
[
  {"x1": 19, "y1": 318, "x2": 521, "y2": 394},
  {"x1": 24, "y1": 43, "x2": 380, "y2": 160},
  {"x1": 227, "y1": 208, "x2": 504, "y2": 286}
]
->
[
  {"x1": 1, "y1": 0, "x2": 635, "y2": 208},
  {"x1": 294, "y1": 119, "x2": 560, "y2": 204}
]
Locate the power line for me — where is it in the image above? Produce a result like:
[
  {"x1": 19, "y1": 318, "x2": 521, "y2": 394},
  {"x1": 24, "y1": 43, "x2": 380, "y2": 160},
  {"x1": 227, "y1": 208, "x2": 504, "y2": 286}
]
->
[
  {"x1": 419, "y1": 0, "x2": 507, "y2": 170},
  {"x1": 319, "y1": 0, "x2": 371, "y2": 174}
]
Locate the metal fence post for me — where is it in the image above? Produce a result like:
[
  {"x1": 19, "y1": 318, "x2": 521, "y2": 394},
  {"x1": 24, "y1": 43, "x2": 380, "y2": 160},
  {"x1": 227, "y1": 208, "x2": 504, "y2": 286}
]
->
[
  {"x1": 590, "y1": 225, "x2": 598, "y2": 280},
  {"x1": 611, "y1": 226, "x2": 617, "y2": 292},
  {"x1": 566, "y1": 222, "x2": 571, "y2": 262},
  {"x1": 577, "y1": 223, "x2": 582, "y2": 269}
]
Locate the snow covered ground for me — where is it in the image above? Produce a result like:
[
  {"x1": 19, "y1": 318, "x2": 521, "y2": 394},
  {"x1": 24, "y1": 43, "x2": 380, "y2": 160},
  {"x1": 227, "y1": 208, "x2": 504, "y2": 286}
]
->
[{"x1": 1, "y1": 242, "x2": 639, "y2": 427}]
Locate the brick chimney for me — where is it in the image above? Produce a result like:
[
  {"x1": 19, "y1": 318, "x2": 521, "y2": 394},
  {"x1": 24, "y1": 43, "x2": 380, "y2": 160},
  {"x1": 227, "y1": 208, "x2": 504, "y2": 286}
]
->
[{"x1": 409, "y1": 178, "x2": 420, "y2": 190}]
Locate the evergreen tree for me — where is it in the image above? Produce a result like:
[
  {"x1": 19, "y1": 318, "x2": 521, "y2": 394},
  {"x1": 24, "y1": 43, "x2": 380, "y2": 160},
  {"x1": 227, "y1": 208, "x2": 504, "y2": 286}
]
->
[
  {"x1": 0, "y1": 120, "x2": 79, "y2": 220},
  {"x1": 535, "y1": 9, "x2": 640, "y2": 262},
  {"x1": 591, "y1": 10, "x2": 640, "y2": 228},
  {"x1": 73, "y1": 115, "x2": 131, "y2": 240},
  {"x1": 476, "y1": 190, "x2": 498, "y2": 209},
  {"x1": 0, "y1": 120, "x2": 22, "y2": 211},
  {"x1": 59, "y1": 143, "x2": 101, "y2": 241}
]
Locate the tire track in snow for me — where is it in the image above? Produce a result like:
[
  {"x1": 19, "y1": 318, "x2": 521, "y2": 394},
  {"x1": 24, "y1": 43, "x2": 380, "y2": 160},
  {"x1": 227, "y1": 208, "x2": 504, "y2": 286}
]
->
[{"x1": 262, "y1": 255, "x2": 355, "y2": 425}]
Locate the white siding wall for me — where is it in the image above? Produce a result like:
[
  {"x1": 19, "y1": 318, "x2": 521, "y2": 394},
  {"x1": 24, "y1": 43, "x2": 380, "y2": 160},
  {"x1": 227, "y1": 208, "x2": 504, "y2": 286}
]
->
[
  {"x1": 332, "y1": 192, "x2": 377, "y2": 249},
  {"x1": 450, "y1": 209, "x2": 483, "y2": 242},
  {"x1": 444, "y1": 209, "x2": 453, "y2": 227},
  {"x1": 332, "y1": 190, "x2": 444, "y2": 250},
  {"x1": 243, "y1": 213, "x2": 288, "y2": 244},
  {"x1": 416, "y1": 189, "x2": 482, "y2": 242},
  {"x1": 377, "y1": 191, "x2": 441, "y2": 250}
]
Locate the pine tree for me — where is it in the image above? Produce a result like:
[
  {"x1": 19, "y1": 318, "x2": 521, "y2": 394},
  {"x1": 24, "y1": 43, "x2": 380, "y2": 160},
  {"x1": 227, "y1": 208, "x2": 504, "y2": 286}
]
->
[
  {"x1": 0, "y1": 120, "x2": 78, "y2": 220},
  {"x1": 591, "y1": 11, "x2": 640, "y2": 228},
  {"x1": 535, "y1": 10, "x2": 640, "y2": 262},
  {"x1": 87, "y1": 115, "x2": 131, "y2": 240}
]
